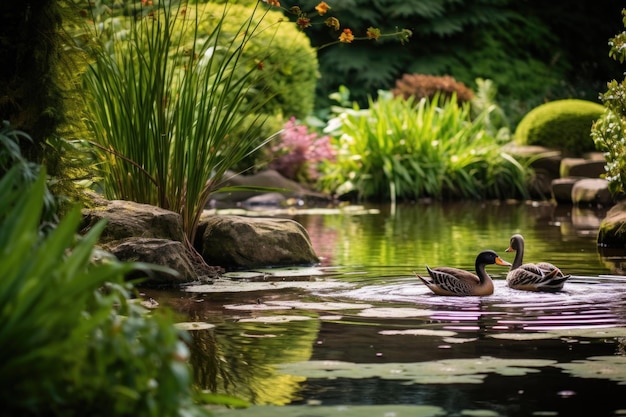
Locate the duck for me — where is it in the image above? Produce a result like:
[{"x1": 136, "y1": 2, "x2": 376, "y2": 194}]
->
[
  {"x1": 505, "y1": 233, "x2": 571, "y2": 292},
  {"x1": 414, "y1": 250, "x2": 511, "y2": 296}
]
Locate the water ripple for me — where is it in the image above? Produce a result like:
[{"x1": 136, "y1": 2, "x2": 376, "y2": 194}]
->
[{"x1": 327, "y1": 276, "x2": 626, "y2": 333}]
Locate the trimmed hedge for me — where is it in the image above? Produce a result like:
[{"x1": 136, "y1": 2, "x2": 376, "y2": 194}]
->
[
  {"x1": 194, "y1": 2, "x2": 318, "y2": 119},
  {"x1": 514, "y1": 99, "x2": 605, "y2": 156}
]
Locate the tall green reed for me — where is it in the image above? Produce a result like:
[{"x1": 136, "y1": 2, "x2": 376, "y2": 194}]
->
[
  {"x1": 83, "y1": 1, "x2": 275, "y2": 244},
  {"x1": 321, "y1": 91, "x2": 529, "y2": 202}
]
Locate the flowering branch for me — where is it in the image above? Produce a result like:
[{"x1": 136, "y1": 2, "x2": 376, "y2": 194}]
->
[{"x1": 261, "y1": 0, "x2": 412, "y2": 49}]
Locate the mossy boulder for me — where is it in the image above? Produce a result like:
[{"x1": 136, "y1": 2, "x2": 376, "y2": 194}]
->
[{"x1": 514, "y1": 99, "x2": 605, "y2": 156}]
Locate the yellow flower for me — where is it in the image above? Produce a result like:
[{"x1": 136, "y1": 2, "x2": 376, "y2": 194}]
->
[
  {"x1": 325, "y1": 17, "x2": 340, "y2": 31},
  {"x1": 315, "y1": 1, "x2": 330, "y2": 16},
  {"x1": 339, "y1": 28, "x2": 354, "y2": 43},
  {"x1": 366, "y1": 27, "x2": 381, "y2": 40}
]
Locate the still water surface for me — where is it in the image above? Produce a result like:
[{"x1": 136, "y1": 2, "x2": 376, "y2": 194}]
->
[{"x1": 146, "y1": 201, "x2": 626, "y2": 417}]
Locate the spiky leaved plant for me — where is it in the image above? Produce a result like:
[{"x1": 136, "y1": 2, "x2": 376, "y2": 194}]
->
[{"x1": 82, "y1": 1, "x2": 275, "y2": 247}]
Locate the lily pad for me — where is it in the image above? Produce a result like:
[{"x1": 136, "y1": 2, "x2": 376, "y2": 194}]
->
[
  {"x1": 358, "y1": 307, "x2": 432, "y2": 318},
  {"x1": 265, "y1": 300, "x2": 373, "y2": 311},
  {"x1": 238, "y1": 315, "x2": 314, "y2": 323},
  {"x1": 224, "y1": 303, "x2": 294, "y2": 311},
  {"x1": 488, "y1": 333, "x2": 555, "y2": 341},
  {"x1": 554, "y1": 356, "x2": 626, "y2": 384},
  {"x1": 211, "y1": 404, "x2": 444, "y2": 417},
  {"x1": 184, "y1": 279, "x2": 355, "y2": 293},
  {"x1": 379, "y1": 329, "x2": 458, "y2": 337},
  {"x1": 174, "y1": 322, "x2": 215, "y2": 331},
  {"x1": 277, "y1": 356, "x2": 556, "y2": 385}
]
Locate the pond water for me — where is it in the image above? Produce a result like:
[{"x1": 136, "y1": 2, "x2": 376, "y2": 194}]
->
[{"x1": 143, "y1": 201, "x2": 626, "y2": 417}]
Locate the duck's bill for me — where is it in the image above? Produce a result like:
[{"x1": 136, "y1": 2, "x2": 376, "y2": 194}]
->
[{"x1": 496, "y1": 257, "x2": 512, "y2": 267}]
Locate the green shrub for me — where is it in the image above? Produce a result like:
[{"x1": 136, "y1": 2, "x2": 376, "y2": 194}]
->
[
  {"x1": 0, "y1": 166, "x2": 208, "y2": 416},
  {"x1": 319, "y1": 91, "x2": 529, "y2": 202},
  {"x1": 591, "y1": 9, "x2": 626, "y2": 196},
  {"x1": 193, "y1": 2, "x2": 318, "y2": 171},
  {"x1": 514, "y1": 99, "x2": 605, "y2": 156},
  {"x1": 195, "y1": 2, "x2": 318, "y2": 120}
]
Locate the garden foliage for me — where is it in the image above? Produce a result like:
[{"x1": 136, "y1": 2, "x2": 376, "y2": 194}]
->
[
  {"x1": 319, "y1": 91, "x2": 529, "y2": 202},
  {"x1": 391, "y1": 74, "x2": 474, "y2": 105},
  {"x1": 515, "y1": 99, "x2": 605, "y2": 157},
  {"x1": 0, "y1": 163, "x2": 208, "y2": 416},
  {"x1": 277, "y1": 0, "x2": 620, "y2": 127},
  {"x1": 82, "y1": 1, "x2": 281, "y2": 244},
  {"x1": 268, "y1": 117, "x2": 336, "y2": 184},
  {"x1": 592, "y1": 8, "x2": 626, "y2": 196}
]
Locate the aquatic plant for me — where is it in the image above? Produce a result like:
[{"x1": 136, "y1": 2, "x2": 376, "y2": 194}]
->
[{"x1": 319, "y1": 91, "x2": 529, "y2": 202}]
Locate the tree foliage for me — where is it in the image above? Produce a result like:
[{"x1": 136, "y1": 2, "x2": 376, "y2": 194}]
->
[
  {"x1": 592, "y1": 9, "x2": 626, "y2": 197},
  {"x1": 279, "y1": 0, "x2": 622, "y2": 121}
]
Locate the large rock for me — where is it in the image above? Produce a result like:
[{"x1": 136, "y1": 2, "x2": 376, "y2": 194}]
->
[
  {"x1": 571, "y1": 178, "x2": 612, "y2": 207},
  {"x1": 81, "y1": 199, "x2": 185, "y2": 243},
  {"x1": 105, "y1": 238, "x2": 198, "y2": 284},
  {"x1": 81, "y1": 198, "x2": 217, "y2": 286},
  {"x1": 209, "y1": 169, "x2": 333, "y2": 208},
  {"x1": 198, "y1": 215, "x2": 319, "y2": 269},
  {"x1": 598, "y1": 201, "x2": 626, "y2": 249}
]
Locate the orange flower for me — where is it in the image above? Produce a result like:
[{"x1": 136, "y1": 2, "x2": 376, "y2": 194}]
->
[
  {"x1": 263, "y1": 0, "x2": 281, "y2": 7},
  {"x1": 297, "y1": 16, "x2": 311, "y2": 29},
  {"x1": 339, "y1": 28, "x2": 354, "y2": 43},
  {"x1": 366, "y1": 27, "x2": 381, "y2": 40},
  {"x1": 315, "y1": 1, "x2": 330, "y2": 16},
  {"x1": 325, "y1": 17, "x2": 340, "y2": 31}
]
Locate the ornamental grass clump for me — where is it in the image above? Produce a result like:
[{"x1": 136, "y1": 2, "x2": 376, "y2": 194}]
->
[
  {"x1": 320, "y1": 91, "x2": 529, "y2": 202},
  {"x1": 82, "y1": 1, "x2": 275, "y2": 245}
]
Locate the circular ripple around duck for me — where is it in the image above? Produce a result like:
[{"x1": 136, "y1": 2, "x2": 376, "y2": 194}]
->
[{"x1": 327, "y1": 276, "x2": 626, "y2": 332}]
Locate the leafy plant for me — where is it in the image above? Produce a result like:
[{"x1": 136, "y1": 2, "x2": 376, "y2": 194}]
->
[
  {"x1": 0, "y1": 166, "x2": 208, "y2": 416},
  {"x1": 591, "y1": 8, "x2": 626, "y2": 196},
  {"x1": 82, "y1": 1, "x2": 276, "y2": 246},
  {"x1": 0, "y1": 120, "x2": 60, "y2": 234},
  {"x1": 391, "y1": 74, "x2": 474, "y2": 105},
  {"x1": 267, "y1": 117, "x2": 336, "y2": 184},
  {"x1": 319, "y1": 91, "x2": 529, "y2": 202}
]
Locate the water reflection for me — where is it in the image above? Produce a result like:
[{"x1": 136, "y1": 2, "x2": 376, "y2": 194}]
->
[
  {"x1": 294, "y1": 201, "x2": 617, "y2": 276},
  {"x1": 145, "y1": 202, "x2": 626, "y2": 416}
]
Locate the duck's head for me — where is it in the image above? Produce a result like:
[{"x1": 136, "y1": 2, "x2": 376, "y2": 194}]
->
[
  {"x1": 505, "y1": 234, "x2": 524, "y2": 253},
  {"x1": 478, "y1": 250, "x2": 512, "y2": 267}
]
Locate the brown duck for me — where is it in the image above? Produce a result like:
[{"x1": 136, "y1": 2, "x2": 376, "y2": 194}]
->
[
  {"x1": 414, "y1": 250, "x2": 511, "y2": 296},
  {"x1": 505, "y1": 234, "x2": 570, "y2": 292}
]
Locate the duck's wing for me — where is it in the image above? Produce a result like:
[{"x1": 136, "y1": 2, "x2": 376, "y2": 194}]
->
[
  {"x1": 418, "y1": 266, "x2": 480, "y2": 296},
  {"x1": 536, "y1": 262, "x2": 566, "y2": 277},
  {"x1": 537, "y1": 268, "x2": 571, "y2": 292},
  {"x1": 507, "y1": 264, "x2": 570, "y2": 292}
]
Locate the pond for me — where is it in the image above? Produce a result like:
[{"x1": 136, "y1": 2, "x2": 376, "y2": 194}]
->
[{"x1": 142, "y1": 201, "x2": 626, "y2": 417}]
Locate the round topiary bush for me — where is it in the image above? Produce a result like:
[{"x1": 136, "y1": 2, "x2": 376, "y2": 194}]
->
[
  {"x1": 514, "y1": 99, "x2": 605, "y2": 156},
  {"x1": 195, "y1": 3, "x2": 319, "y2": 119}
]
